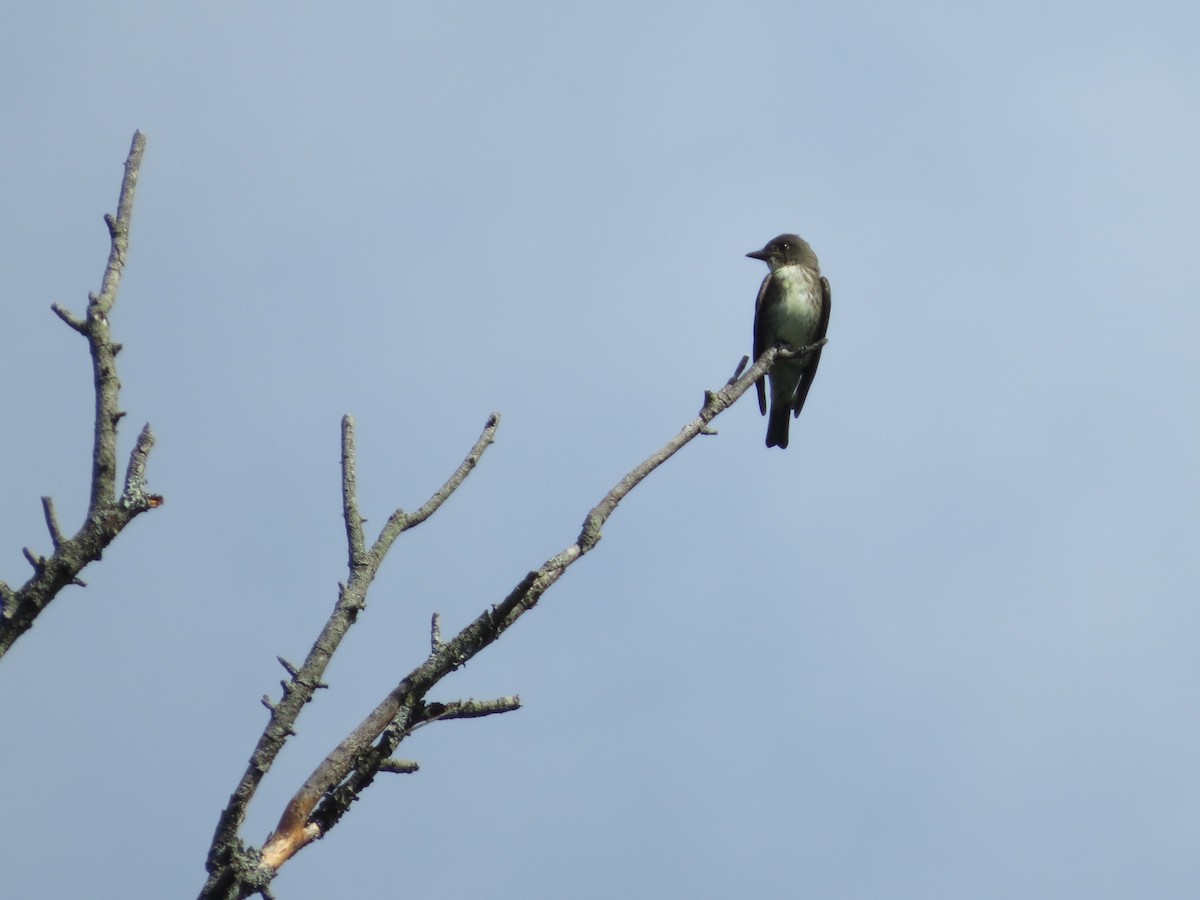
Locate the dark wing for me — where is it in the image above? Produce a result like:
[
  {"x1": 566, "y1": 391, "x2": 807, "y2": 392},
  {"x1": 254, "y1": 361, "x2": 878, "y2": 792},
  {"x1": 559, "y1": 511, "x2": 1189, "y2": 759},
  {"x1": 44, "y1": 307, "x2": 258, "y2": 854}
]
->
[
  {"x1": 790, "y1": 275, "x2": 832, "y2": 418},
  {"x1": 752, "y1": 273, "x2": 775, "y2": 415}
]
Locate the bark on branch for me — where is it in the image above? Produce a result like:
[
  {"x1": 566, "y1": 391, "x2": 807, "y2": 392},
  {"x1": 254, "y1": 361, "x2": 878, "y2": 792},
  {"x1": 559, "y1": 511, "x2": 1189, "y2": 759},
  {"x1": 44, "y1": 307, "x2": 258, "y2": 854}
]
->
[
  {"x1": 0, "y1": 131, "x2": 162, "y2": 659},
  {"x1": 200, "y1": 413, "x2": 501, "y2": 899},
  {"x1": 199, "y1": 339, "x2": 824, "y2": 899}
]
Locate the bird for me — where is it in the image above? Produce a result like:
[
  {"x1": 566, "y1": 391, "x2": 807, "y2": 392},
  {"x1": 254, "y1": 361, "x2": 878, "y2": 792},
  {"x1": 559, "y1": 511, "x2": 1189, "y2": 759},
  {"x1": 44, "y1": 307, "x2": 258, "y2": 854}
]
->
[{"x1": 747, "y1": 234, "x2": 831, "y2": 449}]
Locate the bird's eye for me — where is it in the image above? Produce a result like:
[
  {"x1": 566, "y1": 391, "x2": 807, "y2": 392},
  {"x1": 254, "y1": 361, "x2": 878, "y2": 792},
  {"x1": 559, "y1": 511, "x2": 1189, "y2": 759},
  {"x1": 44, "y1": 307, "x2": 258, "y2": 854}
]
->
[{"x1": 779, "y1": 242, "x2": 790, "y2": 251}]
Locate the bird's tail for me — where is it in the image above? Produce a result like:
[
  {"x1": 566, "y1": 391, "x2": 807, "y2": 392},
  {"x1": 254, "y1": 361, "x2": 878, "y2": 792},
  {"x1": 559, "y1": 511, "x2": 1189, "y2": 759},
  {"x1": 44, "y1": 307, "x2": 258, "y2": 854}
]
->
[{"x1": 765, "y1": 403, "x2": 790, "y2": 449}]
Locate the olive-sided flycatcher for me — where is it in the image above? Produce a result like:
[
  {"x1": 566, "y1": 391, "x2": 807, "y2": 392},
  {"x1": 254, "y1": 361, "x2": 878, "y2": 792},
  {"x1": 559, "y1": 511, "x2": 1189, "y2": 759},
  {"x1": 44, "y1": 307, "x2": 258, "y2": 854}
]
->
[{"x1": 748, "y1": 234, "x2": 831, "y2": 449}]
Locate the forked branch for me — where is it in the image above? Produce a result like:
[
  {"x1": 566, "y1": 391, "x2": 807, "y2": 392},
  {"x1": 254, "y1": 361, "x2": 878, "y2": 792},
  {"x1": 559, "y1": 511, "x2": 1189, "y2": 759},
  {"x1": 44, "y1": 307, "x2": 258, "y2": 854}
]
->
[
  {"x1": 201, "y1": 414, "x2": 501, "y2": 899},
  {"x1": 0, "y1": 132, "x2": 162, "y2": 659},
  {"x1": 200, "y1": 339, "x2": 823, "y2": 899}
]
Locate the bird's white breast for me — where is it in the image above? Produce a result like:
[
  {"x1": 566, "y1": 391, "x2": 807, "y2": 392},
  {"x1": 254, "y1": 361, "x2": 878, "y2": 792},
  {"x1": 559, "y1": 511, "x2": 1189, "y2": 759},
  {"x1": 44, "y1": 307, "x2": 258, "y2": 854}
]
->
[{"x1": 769, "y1": 264, "x2": 823, "y2": 347}]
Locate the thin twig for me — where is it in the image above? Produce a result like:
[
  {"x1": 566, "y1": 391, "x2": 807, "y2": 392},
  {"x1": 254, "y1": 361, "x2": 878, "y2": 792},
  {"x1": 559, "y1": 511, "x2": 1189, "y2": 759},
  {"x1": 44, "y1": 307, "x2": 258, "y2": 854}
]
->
[
  {"x1": 370, "y1": 412, "x2": 502, "y2": 565},
  {"x1": 430, "y1": 612, "x2": 442, "y2": 652},
  {"x1": 424, "y1": 696, "x2": 522, "y2": 721},
  {"x1": 341, "y1": 416, "x2": 366, "y2": 569},
  {"x1": 21, "y1": 548, "x2": 44, "y2": 573},
  {"x1": 378, "y1": 759, "x2": 420, "y2": 774},
  {"x1": 50, "y1": 302, "x2": 85, "y2": 333},
  {"x1": 40, "y1": 498, "x2": 64, "y2": 551}
]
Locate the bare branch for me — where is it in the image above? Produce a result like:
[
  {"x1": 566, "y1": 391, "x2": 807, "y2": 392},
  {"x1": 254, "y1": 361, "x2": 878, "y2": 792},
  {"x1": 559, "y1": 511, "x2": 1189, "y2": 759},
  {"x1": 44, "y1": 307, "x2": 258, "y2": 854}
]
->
[
  {"x1": 378, "y1": 759, "x2": 419, "y2": 774},
  {"x1": 204, "y1": 335, "x2": 828, "y2": 897},
  {"x1": 370, "y1": 412, "x2": 502, "y2": 564},
  {"x1": 0, "y1": 132, "x2": 161, "y2": 659},
  {"x1": 94, "y1": 139, "x2": 144, "y2": 318},
  {"x1": 50, "y1": 302, "x2": 86, "y2": 333},
  {"x1": 121, "y1": 424, "x2": 161, "y2": 508},
  {"x1": 243, "y1": 344, "x2": 803, "y2": 888},
  {"x1": 40, "y1": 497, "x2": 65, "y2": 550},
  {"x1": 21, "y1": 548, "x2": 44, "y2": 573},
  {"x1": 430, "y1": 612, "x2": 442, "y2": 652},
  {"x1": 726, "y1": 353, "x2": 751, "y2": 384},
  {"x1": 422, "y1": 696, "x2": 522, "y2": 722},
  {"x1": 341, "y1": 416, "x2": 367, "y2": 569},
  {"x1": 201, "y1": 413, "x2": 501, "y2": 896}
]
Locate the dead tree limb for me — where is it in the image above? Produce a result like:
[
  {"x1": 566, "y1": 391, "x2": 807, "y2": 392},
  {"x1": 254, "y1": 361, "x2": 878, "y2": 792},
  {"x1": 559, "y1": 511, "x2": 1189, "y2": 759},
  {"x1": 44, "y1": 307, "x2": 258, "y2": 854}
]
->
[
  {"x1": 0, "y1": 132, "x2": 162, "y2": 659},
  {"x1": 199, "y1": 338, "x2": 824, "y2": 899}
]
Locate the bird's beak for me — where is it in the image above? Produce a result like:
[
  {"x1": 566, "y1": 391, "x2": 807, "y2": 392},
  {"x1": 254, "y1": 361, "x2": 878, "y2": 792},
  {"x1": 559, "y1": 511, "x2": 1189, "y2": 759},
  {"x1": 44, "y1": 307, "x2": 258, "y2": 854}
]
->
[{"x1": 746, "y1": 249, "x2": 770, "y2": 261}]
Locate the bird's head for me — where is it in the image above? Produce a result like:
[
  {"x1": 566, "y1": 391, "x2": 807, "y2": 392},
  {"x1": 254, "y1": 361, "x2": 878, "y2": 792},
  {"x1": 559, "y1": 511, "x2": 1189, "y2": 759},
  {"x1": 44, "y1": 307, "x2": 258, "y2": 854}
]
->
[{"x1": 746, "y1": 233, "x2": 817, "y2": 271}]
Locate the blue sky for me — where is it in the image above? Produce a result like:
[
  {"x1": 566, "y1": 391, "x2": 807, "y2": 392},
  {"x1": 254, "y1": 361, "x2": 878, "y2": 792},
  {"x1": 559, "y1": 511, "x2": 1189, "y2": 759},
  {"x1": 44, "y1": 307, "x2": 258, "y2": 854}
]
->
[{"x1": 2, "y1": 2, "x2": 1199, "y2": 897}]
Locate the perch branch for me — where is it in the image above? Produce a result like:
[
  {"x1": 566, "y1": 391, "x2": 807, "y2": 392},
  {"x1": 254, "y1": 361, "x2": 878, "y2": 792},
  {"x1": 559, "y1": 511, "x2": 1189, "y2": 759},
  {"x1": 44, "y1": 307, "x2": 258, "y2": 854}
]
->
[{"x1": 254, "y1": 341, "x2": 815, "y2": 877}]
